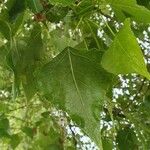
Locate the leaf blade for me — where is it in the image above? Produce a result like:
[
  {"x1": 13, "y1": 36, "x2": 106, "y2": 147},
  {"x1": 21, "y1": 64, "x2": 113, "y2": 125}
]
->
[
  {"x1": 107, "y1": 0, "x2": 150, "y2": 23},
  {"x1": 101, "y1": 19, "x2": 150, "y2": 80},
  {"x1": 38, "y1": 47, "x2": 113, "y2": 147}
]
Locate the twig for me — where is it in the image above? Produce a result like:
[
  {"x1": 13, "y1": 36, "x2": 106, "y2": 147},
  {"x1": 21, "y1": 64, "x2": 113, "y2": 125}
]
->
[{"x1": 8, "y1": 103, "x2": 40, "y2": 112}]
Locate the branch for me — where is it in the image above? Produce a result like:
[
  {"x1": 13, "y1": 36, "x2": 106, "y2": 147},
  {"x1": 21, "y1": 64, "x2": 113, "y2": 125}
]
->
[
  {"x1": 69, "y1": 124, "x2": 78, "y2": 148},
  {"x1": 124, "y1": 77, "x2": 146, "y2": 111}
]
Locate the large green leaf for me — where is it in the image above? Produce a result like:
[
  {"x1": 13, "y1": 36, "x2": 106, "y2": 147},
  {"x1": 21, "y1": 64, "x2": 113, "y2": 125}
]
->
[
  {"x1": 101, "y1": 19, "x2": 150, "y2": 80},
  {"x1": 38, "y1": 47, "x2": 113, "y2": 147},
  {"x1": 107, "y1": 0, "x2": 150, "y2": 23}
]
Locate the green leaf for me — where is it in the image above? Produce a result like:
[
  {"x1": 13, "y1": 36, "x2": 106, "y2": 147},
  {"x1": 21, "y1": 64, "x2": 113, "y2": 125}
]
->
[
  {"x1": 34, "y1": 127, "x2": 60, "y2": 149},
  {"x1": 0, "y1": 129, "x2": 10, "y2": 138},
  {"x1": 101, "y1": 19, "x2": 150, "y2": 80},
  {"x1": 11, "y1": 12, "x2": 25, "y2": 36},
  {"x1": 22, "y1": 127, "x2": 34, "y2": 138},
  {"x1": 48, "y1": 0, "x2": 75, "y2": 6},
  {"x1": 22, "y1": 24, "x2": 43, "y2": 100},
  {"x1": 49, "y1": 29, "x2": 78, "y2": 53},
  {"x1": 0, "y1": 0, "x2": 14, "y2": 21},
  {"x1": 41, "y1": 111, "x2": 50, "y2": 118},
  {"x1": 0, "y1": 117, "x2": 10, "y2": 138},
  {"x1": 102, "y1": 137, "x2": 113, "y2": 150},
  {"x1": 116, "y1": 127, "x2": 138, "y2": 150},
  {"x1": 0, "y1": 19, "x2": 11, "y2": 40},
  {"x1": 46, "y1": 6, "x2": 68, "y2": 23},
  {"x1": 10, "y1": 134, "x2": 21, "y2": 149},
  {"x1": 107, "y1": 0, "x2": 150, "y2": 23},
  {"x1": 0, "y1": 102, "x2": 9, "y2": 113},
  {"x1": 0, "y1": 118, "x2": 9, "y2": 130},
  {"x1": 48, "y1": 144, "x2": 62, "y2": 150},
  {"x1": 74, "y1": 0, "x2": 94, "y2": 18},
  {"x1": 38, "y1": 47, "x2": 113, "y2": 147},
  {"x1": 27, "y1": 0, "x2": 43, "y2": 13},
  {"x1": 66, "y1": 146, "x2": 76, "y2": 150},
  {"x1": 0, "y1": 0, "x2": 25, "y2": 38},
  {"x1": 0, "y1": 45, "x2": 8, "y2": 67},
  {"x1": 8, "y1": 24, "x2": 43, "y2": 100},
  {"x1": 137, "y1": 0, "x2": 150, "y2": 9},
  {"x1": 8, "y1": 0, "x2": 26, "y2": 21}
]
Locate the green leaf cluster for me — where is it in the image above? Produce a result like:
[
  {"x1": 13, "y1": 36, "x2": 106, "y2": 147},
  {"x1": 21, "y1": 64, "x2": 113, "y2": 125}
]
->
[{"x1": 0, "y1": 0, "x2": 150, "y2": 149}]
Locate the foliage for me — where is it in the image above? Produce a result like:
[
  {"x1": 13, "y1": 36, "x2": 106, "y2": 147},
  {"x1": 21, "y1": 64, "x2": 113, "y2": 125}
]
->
[{"x1": 0, "y1": 0, "x2": 150, "y2": 149}]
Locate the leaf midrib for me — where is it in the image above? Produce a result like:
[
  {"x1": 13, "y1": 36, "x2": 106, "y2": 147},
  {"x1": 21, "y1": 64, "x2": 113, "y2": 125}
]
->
[{"x1": 67, "y1": 49, "x2": 85, "y2": 107}]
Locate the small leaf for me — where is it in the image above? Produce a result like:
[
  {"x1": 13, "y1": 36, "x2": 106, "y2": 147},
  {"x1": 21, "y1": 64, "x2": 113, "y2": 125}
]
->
[
  {"x1": 0, "y1": 117, "x2": 10, "y2": 138},
  {"x1": 41, "y1": 111, "x2": 50, "y2": 118},
  {"x1": 101, "y1": 19, "x2": 150, "y2": 80},
  {"x1": 0, "y1": 129, "x2": 10, "y2": 138},
  {"x1": 12, "y1": 12, "x2": 25, "y2": 36},
  {"x1": 0, "y1": 19, "x2": 11, "y2": 40},
  {"x1": 22, "y1": 24, "x2": 43, "y2": 100},
  {"x1": 49, "y1": 29, "x2": 78, "y2": 53},
  {"x1": 8, "y1": 24, "x2": 43, "y2": 100},
  {"x1": 8, "y1": 0, "x2": 26, "y2": 21},
  {"x1": 116, "y1": 127, "x2": 138, "y2": 150},
  {"x1": 0, "y1": 45, "x2": 8, "y2": 67},
  {"x1": 10, "y1": 134, "x2": 21, "y2": 149},
  {"x1": 102, "y1": 137, "x2": 113, "y2": 150},
  {"x1": 48, "y1": 144, "x2": 62, "y2": 150},
  {"x1": 0, "y1": 102, "x2": 9, "y2": 113},
  {"x1": 0, "y1": 118, "x2": 9, "y2": 130},
  {"x1": 22, "y1": 127, "x2": 34, "y2": 138},
  {"x1": 27, "y1": 0, "x2": 43, "y2": 13},
  {"x1": 46, "y1": 6, "x2": 68, "y2": 23}
]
